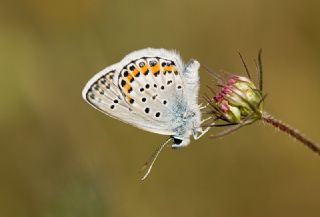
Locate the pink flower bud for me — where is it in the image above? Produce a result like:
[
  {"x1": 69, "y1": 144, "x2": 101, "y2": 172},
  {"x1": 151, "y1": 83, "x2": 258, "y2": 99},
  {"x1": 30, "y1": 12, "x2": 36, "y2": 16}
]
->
[{"x1": 212, "y1": 75, "x2": 263, "y2": 123}]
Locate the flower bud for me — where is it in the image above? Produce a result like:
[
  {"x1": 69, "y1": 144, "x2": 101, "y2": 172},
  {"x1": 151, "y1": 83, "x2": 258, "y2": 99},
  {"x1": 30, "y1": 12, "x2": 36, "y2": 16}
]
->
[{"x1": 213, "y1": 75, "x2": 263, "y2": 123}]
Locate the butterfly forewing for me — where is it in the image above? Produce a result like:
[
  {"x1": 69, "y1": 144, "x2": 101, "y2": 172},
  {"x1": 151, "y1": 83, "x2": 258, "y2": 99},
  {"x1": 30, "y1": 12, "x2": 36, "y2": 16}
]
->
[{"x1": 116, "y1": 55, "x2": 186, "y2": 129}]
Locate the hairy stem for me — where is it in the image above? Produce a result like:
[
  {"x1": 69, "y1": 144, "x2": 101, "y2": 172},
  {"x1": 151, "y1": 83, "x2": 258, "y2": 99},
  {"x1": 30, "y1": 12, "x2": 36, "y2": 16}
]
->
[{"x1": 262, "y1": 112, "x2": 320, "y2": 156}]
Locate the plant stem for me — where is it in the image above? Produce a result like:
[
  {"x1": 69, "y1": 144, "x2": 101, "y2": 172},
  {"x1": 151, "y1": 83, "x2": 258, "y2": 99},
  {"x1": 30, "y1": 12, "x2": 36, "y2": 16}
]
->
[{"x1": 261, "y1": 112, "x2": 320, "y2": 156}]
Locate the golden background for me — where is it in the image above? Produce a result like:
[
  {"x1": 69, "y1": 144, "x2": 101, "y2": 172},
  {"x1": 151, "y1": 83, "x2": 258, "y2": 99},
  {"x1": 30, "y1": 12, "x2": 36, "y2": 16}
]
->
[{"x1": 1, "y1": 0, "x2": 320, "y2": 216}]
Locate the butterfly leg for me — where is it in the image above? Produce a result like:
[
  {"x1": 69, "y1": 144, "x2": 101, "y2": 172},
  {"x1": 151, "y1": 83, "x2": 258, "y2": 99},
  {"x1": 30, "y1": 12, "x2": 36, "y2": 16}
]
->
[
  {"x1": 193, "y1": 116, "x2": 214, "y2": 140},
  {"x1": 193, "y1": 127, "x2": 210, "y2": 140},
  {"x1": 199, "y1": 102, "x2": 210, "y2": 110}
]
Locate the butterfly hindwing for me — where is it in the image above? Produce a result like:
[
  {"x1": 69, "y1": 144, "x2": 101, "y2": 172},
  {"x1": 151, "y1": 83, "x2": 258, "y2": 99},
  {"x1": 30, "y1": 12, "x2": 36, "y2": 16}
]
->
[{"x1": 82, "y1": 65, "x2": 173, "y2": 135}]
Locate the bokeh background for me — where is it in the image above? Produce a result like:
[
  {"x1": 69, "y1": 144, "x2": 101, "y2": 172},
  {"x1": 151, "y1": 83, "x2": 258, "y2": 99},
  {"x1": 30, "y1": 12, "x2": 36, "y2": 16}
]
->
[{"x1": 1, "y1": 0, "x2": 320, "y2": 217}]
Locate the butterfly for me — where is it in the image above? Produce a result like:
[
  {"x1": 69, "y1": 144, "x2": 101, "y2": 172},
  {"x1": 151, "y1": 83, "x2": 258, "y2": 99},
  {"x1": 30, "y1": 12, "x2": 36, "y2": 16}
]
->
[{"x1": 82, "y1": 48, "x2": 209, "y2": 179}]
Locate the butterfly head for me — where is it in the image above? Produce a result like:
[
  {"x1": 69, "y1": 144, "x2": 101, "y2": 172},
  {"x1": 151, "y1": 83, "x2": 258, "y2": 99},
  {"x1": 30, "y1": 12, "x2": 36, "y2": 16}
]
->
[{"x1": 171, "y1": 136, "x2": 190, "y2": 149}]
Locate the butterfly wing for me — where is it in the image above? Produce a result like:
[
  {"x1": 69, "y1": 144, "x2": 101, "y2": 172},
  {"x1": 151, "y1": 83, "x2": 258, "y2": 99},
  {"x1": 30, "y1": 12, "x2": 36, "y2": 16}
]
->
[
  {"x1": 114, "y1": 48, "x2": 194, "y2": 136},
  {"x1": 82, "y1": 64, "x2": 173, "y2": 135},
  {"x1": 82, "y1": 48, "x2": 201, "y2": 138}
]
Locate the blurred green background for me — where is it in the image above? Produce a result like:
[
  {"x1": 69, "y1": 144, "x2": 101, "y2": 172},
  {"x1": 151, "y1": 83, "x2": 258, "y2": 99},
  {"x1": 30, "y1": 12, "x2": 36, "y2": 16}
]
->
[{"x1": 1, "y1": 0, "x2": 320, "y2": 217}]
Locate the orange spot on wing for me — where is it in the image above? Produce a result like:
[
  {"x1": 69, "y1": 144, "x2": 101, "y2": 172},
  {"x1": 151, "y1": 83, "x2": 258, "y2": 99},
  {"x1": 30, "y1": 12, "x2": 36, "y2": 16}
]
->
[
  {"x1": 151, "y1": 63, "x2": 160, "y2": 74},
  {"x1": 128, "y1": 74, "x2": 134, "y2": 81},
  {"x1": 123, "y1": 83, "x2": 132, "y2": 93},
  {"x1": 126, "y1": 96, "x2": 134, "y2": 104},
  {"x1": 163, "y1": 66, "x2": 173, "y2": 72},
  {"x1": 141, "y1": 65, "x2": 148, "y2": 74},
  {"x1": 132, "y1": 69, "x2": 140, "y2": 77}
]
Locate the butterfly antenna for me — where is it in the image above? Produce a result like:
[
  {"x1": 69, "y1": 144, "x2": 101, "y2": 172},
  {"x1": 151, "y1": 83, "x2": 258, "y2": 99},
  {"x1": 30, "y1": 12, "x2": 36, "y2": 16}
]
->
[
  {"x1": 202, "y1": 65, "x2": 223, "y2": 82},
  {"x1": 140, "y1": 138, "x2": 172, "y2": 181}
]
